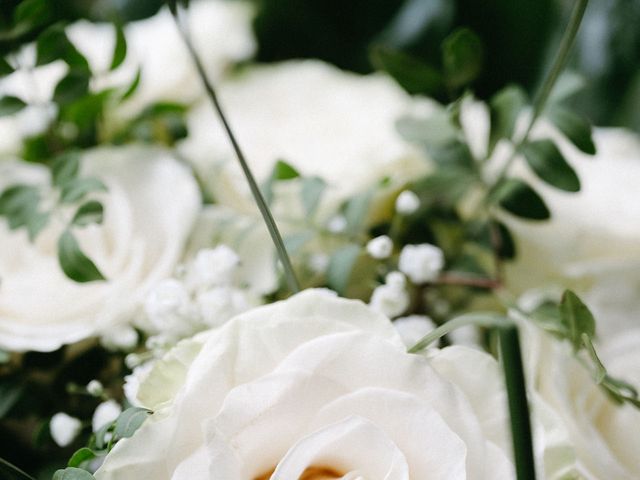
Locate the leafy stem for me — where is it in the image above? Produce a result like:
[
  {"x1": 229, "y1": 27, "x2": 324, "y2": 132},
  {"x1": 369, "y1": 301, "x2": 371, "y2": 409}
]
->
[{"x1": 168, "y1": 3, "x2": 300, "y2": 293}]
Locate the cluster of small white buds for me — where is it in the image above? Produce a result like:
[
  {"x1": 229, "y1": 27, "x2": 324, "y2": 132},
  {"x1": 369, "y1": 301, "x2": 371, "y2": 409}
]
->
[
  {"x1": 369, "y1": 271, "x2": 410, "y2": 318},
  {"x1": 398, "y1": 243, "x2": 445, "y2": 284},
  {"x1": 366, "y1": 235, "x2": 393, "y2": 259}
]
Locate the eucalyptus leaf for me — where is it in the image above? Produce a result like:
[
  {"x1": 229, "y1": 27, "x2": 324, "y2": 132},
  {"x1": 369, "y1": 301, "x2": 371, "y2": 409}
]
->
[
  {"x1": 344, "y1": 191, "x2": 372, "y2": 234},
  {"x1": 72, "y1": 201, "x2": 104, "y2": 227},
  {"x1": 327, "y1": 244, "x2": 361, "y2": 295},
  {"x1": 52, "y1": 152, "x2": 81, "y2": 187},
  {"x1": 53, "y1": 467, "x2": 95, "y2": 480},
  {"x1": 283, "y1": 231, "x2": 315, "y2": 255},
  {"x1": 67, "y1": 448, "x2": 97, "y2": 469},
  {"x1": 301, "y1": 176, "x2": 326, "y2": 217},
  {"x1": 548, "y1": 71, "x2": 586, "y2": 104},
  {"x1": 370, "y1": 45, "x2": 443, "y2": 95},
  {"x1": 495, "y1": 178, "x2": 550, "y2": 220},
  {"x1": 489, "y1": 85, "x2": 527, "y2": 151},
  {"x1": 60, "y1": 177, "x2": 107, "y2": 203},
  {"x1": 0, "y1": 96, "x2": 26, "y2": 116},
  {"x1": 441, "y1": 28, "x2": 483, "y2": 90},
  {"x1": 547, "y1": 107, "x2": 596, "y2": 155},
  {"x1": 0, "y1": 184, "x2": 49, "y2": 240},
  {"x1": 57, "y1": 230, "x2": 106, "y2": 283},
  {"x1": 559, "y1": 289, "x2": 596, "y2": 351},
  {"x1": 114, "y1": 407, "x2": 151, "y2": 439},
  {"x1": 110, "y1": 24, "x2": 127, "y2": 70},
  {"x1": 396, "y1": 111, "x2": 458, "y2": 149},
  {"x1": 520, "y1": 139, "x2": 580, "y2": 192}
]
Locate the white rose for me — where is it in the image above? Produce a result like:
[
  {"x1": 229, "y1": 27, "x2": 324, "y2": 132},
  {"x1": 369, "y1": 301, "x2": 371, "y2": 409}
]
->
[
  {"x1": 520, "y1": 320, "x2": 640, "y2": 479},
  {"x1": 0, "y1": 146, "x2": 200, "y2": 351},
  {"x1": 66, "y1": 0, "x2": 255, "y2": 120},
  {"x1": 502, "y1": 128, "x2": 640, "y2": 340},
  {"x1": 179, "y1": 59, "x2": 431, "y2": 214},
  {"x1": 94, "y1": 289, "x2": 578, "y2": 479}
]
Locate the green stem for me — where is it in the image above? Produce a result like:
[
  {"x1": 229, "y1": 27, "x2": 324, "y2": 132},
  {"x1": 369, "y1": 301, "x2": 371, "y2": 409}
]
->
[
  {"x1": 169, "y1": 5, "x2": 300, "y2": 293},
  {"x1": 0, "y1": 457, "x2": 36, "y2": 480},
  {"x1": 490, "y1": 0, "x2": 589, "y2": 190},
  {"x1": 408, "y1": 312, "x2": 509, "y2": 353},
  {"x1": 499, "y1": 325, "x2": 536, "y2": 480}
]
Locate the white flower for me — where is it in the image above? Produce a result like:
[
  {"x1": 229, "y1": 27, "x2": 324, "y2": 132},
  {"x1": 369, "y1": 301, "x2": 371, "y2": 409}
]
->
[
  {"x1": 50, "y1": 412, "x2": 82, "y2": 447},
  {"x1": 0, "y1": 146, "x2": 200, "y2": 352},
  {"x1": 195, "y1": 286, "x2": 256, "y2": 328},
  {"x1": 395, "y1": 190, "x2": 420, "y2": 215},
  {"x1": 66, "y1": 0, "x2": 255, "y2": 120},
  {"x1": 180, "y1": 60, "x2": 431, "y2": 213},
  {"x1": 520, "y1": 320, "x2": 640, "y2": 479},
  {"x1": 393, "y1": 315, "x2": 437, "y2": 348},
  {"x1": 123, "y1": 362, "x2": 155, "y2": 407},
  {"x1": 92, "y1": 400, "x2": 122, "y2": 432},
  {"x1": 398, "y1": 244, "x2": 445, "y2": 284},
  {"x1": 95, "y1": 290, "x2": 530, "y2": 479},
  {"x1": 100, "y1": 324, "x2": 139, "y2": 352},
  {"x1": 366, "y1": 235, "x2": 393, "y2": 259},
  {"x1": 188, "y1": 246, "x2": 240, "y2": 290},
  {"x1": 144, "y1": 279, "x2": 196, "y2": 338},
  {"x1": 369, "y1": 272, "x2": 409, "y2": 318}
]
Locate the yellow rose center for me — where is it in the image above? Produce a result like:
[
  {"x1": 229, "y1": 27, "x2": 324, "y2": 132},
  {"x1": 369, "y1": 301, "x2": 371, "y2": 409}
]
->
[{"x1": 255, "y1": 466, "x2": 343, "y2": 480}]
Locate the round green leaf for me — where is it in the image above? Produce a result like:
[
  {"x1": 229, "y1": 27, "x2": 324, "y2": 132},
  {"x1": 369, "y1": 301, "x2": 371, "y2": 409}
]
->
[
  {"x1": 496, "y1": 178, "x2": 550, "y2": 220},
  {"x1": 521, "y1": 139, "x2": 580, "y2": 192}
]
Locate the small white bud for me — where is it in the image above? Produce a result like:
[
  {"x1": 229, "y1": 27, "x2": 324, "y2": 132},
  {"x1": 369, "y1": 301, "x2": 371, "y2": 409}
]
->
[
  {"x1": 385, "y1": 271, "x2": 406, "y2": 290},
  {"x1": 366, "y1": 235, "x2": 393, "y2": 259},
  {"x1": 92, "y1": 400, "x2": 122, "y2": 432},
  {"x1": 393, "y1": 315, "x2": 437, "y2": 348},
  {"x1": 190, "y1": 246, "x2": 240, "y2": 289},
  {"x1": 395, "y1": 190, "x2": 420, "y2": 215},
  {"x1": 125, "y1": 353, "x2": 142, "y2": 369},
  {"x1": 369, "y1": 284, "x2": 409, "y2": 318},
  {"x1": 100, "y1": 325, "x2": 139, "y2": 351},
  {"x1": 327, "y1": 215, "x2": 347, "y2": 233},
  {"x1": 86, "y1": 380, "x2": 104, "y2": 396},
  {"x1": 398, "y1": 244, "x2": 444, "y2": 283},
  {"x1": 144, "y1": 279, "x2": 194, "y2": 337},
  {"x1": 50, "y1": 412, "x2": 82, "y2": 447}
]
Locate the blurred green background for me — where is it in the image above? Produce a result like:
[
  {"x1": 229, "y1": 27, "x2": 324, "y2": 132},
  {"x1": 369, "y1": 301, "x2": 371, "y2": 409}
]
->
[{"x1": 2, "y1": 0, "x2": 639, "y2": 131}]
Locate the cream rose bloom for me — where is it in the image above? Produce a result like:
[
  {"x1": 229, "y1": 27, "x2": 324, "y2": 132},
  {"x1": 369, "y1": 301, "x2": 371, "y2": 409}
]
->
[
  {"x1": 0, "y1": 146, "x2": 200, "y2": 351},
  {"x1": 66, "y1": 0, "x2": 255, "y2": 120},
  {"x1": 95, "y1": 289, "x2": 578, "y2": 479},
  {"x1": 179, "y1": 60, "x2": 431, "y2": 213},
  {"x1": 521, "y1": 319, "x2": 640, "y2": 479}
]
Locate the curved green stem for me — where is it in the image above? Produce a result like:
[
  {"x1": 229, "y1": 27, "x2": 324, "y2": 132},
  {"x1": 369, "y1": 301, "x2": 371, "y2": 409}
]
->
[
  {"x1": 408, "y1": 312, "x2": 510, "y2": 353},
  {"x1": 169, "y1": 5, "x2": 300, "y2": 293}
]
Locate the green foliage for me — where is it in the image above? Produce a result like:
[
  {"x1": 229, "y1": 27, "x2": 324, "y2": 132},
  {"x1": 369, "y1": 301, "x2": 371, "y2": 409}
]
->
[
  {"x1": 343, "y1": 191, "x2": 373, "y2": 234},
  {"x1": 300, "y1": 176, "x2": 326, "y2": 217},
  {"x1": 72, "y1": 201, "x2": 104, "y2": 227},
  {"x1": 60, "y1": 178, "x2": 107, "y2": 204},
  {"x1": 110, "y1": 24, "x2": 127, "y2": 71},
  {"x1": 36, "y1": 25, "x2": 89, "y2": 69},
  {"x1": 57, "y1": 230, "x2": 106, "y2": 283},
  {"x1": 114, "y1": 407, "x2": 152, "y2": 439},
  {"x1": 547, "y1": 107, "x2": 596, "y2": 155},
  {"x1": 489, "y1": 85, "x2": 527, "y2": 152},
  {"x1": 559, "y1": 290, "x2": 596, "y2": 351},
  {"x1": 441, "y1": 28, "x2": 483, "y2": 91},
  {"x1": 327, "y1": 244, "x2": 361, "y2": 295},
  {"x1": 0, "y1": 380, "x2": 23, "y2": 419},
  {"x1": 0, "y1": 184, "x2": 49, "y2": 240},
  {"x1": 53, "y1": 467, "x2": 95, "y2": 480},
  {"x1": 520, "y1": 139, "x2": 580, "y2": 192},
  {"x1": 494, "y1": 178, "x2": 550, "y2": 220},
  {"x1": 67, "y1": 449, "x2": 97, "y2": 469},
  {"x1": 0, "y1": 95, "x2": 26, "y2": 116},
  {"x1": 369, "y1": 46, "x2": 443, "y2": 95}
]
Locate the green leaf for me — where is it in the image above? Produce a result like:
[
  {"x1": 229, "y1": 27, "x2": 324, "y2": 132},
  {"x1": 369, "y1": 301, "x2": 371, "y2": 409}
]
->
[
  {"x1": 396, "y1": 111, "x2": 458, "y2": 149},
  {"x1": 114, "y1": 407, "x2": 151, "y2": 439},
  {"x1": 344, "y1": 191, "x2": 372, "y2": 234},
  {"x1": 54, "y1": 71, "x2": 90, "y2": 105},
  {"x1": 0, "y1": 185, "x2": 49, "y2": 240},
  {"x1": 495, "y1": 178, "x2": 550, "y2": 220},
  {"x1": 52, "y1": 152, "x2": 81, "y2": 187},
  {"x1": 0, "y1": 96, "x2": 26, "y2": 116},
  {"x1": 326, "y1": 244, "x2": 361, "y2": 295},
  {"x1": 57, "y1": 230, "x2": 106, "y2": 283},
  {"x1": 489, "y1": 85, "x2": 527, "y2": 151},
  {"x1": 369, "y1": 45, "x2": 443, "y2": 95},
  {"x1": 262, "y1": 160, "x2": 300, "y2": 204},
  {"x1": 521, "y1": 139, "x2": 580, "y2": 192},
  {"x1": 67, "y1": 448, "x2": 97, "y2": 469},
  {"x1": 547, "y1": 107, "x2": 596, "y2": 155},
  {"x1": 72, "y1": 201, "x2": 104, "y2": 227},
  {"x1": 37, "y1": 25, "x2": 89, "y2": 69},
  {"x1": 301, "y1": 176, "x2": 326, "y2": 217},
  {"x1": 53, "y1": 467, "x2": 95, "y2": 480},
  {"x1": 283, "y1": 231, "x2": 315, "y2": 255},
  {"x1": 0, "y1": 381, "x2": 23, "y2": 419},
  {"x1": 0, "y1": 58, "x2": 14, "y2": 77},
  {"x1": 121, "y1": 67, "x2": 141, "y2": 101},
  {"x1": 560, "y1": 289, "x2": 596, "y2": 351},
  {"x1": 548, "y1": 71, "x2": 586, "y2": 104},
  {"x1": 110, "y1": 24, "x2": 127, "y2": 70},
  {"x1": 60, "y1": 177, "x2": 107, "y2": 203},
  {"x1": 441, "y1": 28, "x2": 483, "y2": 90}
]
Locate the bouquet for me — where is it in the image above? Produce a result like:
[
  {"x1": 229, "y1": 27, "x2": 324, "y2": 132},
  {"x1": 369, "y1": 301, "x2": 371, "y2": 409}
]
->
[{"x1": 1, "y1": 0, "x2": 639, "y2": 479}]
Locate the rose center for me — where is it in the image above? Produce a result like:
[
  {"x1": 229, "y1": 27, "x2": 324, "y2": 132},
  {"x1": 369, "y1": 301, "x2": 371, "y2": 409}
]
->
[{"x1": 254, "y1": 466, "x2": 343, "y2": 480}]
